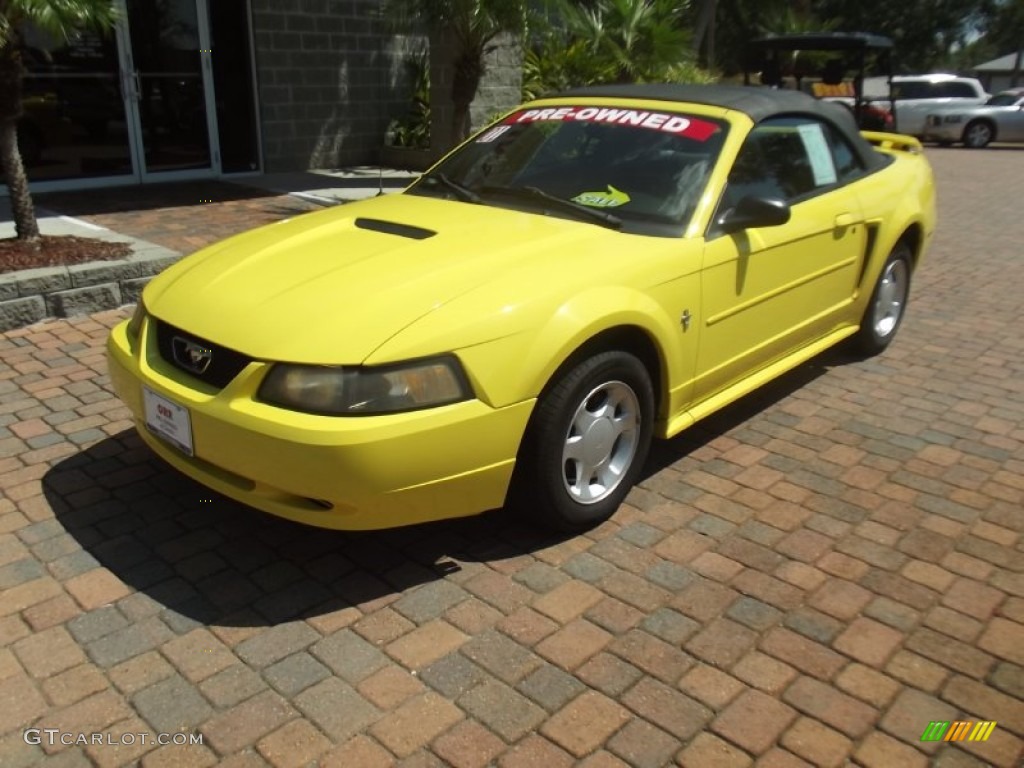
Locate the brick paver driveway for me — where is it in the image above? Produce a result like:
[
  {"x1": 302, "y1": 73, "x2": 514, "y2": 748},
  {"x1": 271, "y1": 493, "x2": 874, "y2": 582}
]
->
[
  {"x1": 38, "y1": 182, "x2": 320, "y2": 255},
  {"x1": 2, "y1": 148, "x2": 1022, "y2": 767}
]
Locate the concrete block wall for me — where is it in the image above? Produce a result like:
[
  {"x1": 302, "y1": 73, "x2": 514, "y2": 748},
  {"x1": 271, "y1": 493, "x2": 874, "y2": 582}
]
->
[
  {"x1": 250, "y1": 1, "x2": 522, "y2": 172},
  {"x1": 429, "y1": 31, "x2": 523, "y2": 159},
  {"x1": 0, "y1": 246, "x2": 180, "y2": 333},
  {"x1": 469, "y1": 33, "x2": 523, "y2": 130},
  {"x1": 250, "y1": 0, "x2": 419, "y2": 172}
]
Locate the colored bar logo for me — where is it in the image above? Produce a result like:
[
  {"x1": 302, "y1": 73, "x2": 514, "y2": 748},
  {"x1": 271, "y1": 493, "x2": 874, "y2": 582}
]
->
[{"x1": 921, "y1": 721, "x2": 998, "y2": 742}]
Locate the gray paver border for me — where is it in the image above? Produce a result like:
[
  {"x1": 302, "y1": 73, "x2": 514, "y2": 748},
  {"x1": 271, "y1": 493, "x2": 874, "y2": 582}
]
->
[{"x1": 0, "y1": 240, "x2": 181, "y2": 332}]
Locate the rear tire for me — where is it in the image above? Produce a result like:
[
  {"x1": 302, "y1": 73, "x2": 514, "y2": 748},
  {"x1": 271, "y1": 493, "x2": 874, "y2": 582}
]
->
[
  {"x1": 853, "y1": 242, "x2": 912, "y2": 356},
  {"x1": 510, "y1": 351, "x2": 654, "y2": 532}
]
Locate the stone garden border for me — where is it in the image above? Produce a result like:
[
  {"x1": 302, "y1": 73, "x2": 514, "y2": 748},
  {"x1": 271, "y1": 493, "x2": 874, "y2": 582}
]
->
[{"x1": 0, "y1": 241, "x2": 181, "y2": 332}]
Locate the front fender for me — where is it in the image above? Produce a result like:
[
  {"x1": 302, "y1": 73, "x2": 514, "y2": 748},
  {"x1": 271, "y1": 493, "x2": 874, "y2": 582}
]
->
[
  {"x1": 455, "y1": 285, "x2": 689, "y2": 412},
  {"x1": 365, "y1": 233, "x2": 703, "y2": 417}
]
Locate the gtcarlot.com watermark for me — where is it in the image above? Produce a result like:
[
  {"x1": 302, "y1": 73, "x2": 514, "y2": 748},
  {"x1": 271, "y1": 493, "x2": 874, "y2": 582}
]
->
[{"x1": 24, "y1": 729, "x2": 203, "y2": 747}]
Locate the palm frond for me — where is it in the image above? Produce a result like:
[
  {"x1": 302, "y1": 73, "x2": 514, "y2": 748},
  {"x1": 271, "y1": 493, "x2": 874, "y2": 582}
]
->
[{"x1": 3, "y1": 0, "x2": 118, "y2": 44}]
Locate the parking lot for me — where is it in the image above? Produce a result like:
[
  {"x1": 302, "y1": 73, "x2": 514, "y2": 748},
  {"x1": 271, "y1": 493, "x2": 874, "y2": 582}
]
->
[{"x1": 1, "y1": 147, "x2": 1022, "y2": 767}]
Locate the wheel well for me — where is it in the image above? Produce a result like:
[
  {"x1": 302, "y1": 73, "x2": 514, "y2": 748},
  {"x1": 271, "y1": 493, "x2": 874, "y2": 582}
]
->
[
  {"x1": 545, "y1": 326, "x2": 666, "y2": 418},
  {"x1": 896, "y1": 224, "x2": 923, "y2": 271}
]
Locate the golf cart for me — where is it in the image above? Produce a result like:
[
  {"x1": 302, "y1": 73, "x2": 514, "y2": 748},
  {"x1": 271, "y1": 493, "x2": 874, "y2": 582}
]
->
[{"x1": 743, "y1": 32, "x2": 898, "y2": 132}]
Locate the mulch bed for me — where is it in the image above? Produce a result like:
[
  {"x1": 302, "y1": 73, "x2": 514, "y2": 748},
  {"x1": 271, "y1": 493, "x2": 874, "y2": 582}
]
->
[{"x1": 0, "y1": 236, "x2": 132, "y2": 276}]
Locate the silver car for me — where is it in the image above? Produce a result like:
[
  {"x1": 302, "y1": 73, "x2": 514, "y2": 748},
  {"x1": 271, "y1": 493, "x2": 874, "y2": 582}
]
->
[
  {"x1": 862, "y1": 74, "x2": 989, "y2": 136},
  {"x1": 922, "y1": 89, "x2": 1024, "y2": 148}
]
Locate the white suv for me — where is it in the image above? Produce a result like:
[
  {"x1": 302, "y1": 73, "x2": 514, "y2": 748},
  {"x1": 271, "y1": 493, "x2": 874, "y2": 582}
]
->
[{"x1": 862, "y1": 74, "x2": 989, "y2": 136}]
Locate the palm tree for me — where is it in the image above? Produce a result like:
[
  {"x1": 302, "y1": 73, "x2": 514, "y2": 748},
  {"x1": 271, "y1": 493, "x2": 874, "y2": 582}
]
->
[
  {"x1": 523, "y1": 0, "x2": 709, "y2": 101},
  {"x1": 389, "y1": 0, "x2": 528, "y2": 144},
  {"x1": 0, "y1": 1, "x2": 118, "y2": 243},
  {"x1": 554, "y1": 0, "x2": 695, "y2": 84},
  {"x1": 692, "y1": 0, "x2": 716, "y2": 68},
  {"x1": 757, "y1": 5, "x2": 837, "y2": 81}
]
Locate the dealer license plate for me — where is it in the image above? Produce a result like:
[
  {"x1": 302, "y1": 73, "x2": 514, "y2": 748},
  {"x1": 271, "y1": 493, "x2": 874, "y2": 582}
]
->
[{"x1": 143, "y1": 387, "x2": 194, "y2": 456}]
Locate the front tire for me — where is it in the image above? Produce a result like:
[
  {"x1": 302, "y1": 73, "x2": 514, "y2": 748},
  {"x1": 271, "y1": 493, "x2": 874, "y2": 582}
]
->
[
  {"x1": 853, "y1": 242, "x2": 912, "y2": 356},
  {"x1": 963, "y1": 120, "x2": 994, "y2": 148},
  {"x1": 511, "y1": 351, "x2": 654, "y2": 532}
]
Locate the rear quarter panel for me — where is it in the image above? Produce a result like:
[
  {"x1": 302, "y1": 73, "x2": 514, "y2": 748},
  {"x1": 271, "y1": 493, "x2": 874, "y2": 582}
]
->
[{"x1": 852, "y1": 144, "x2": 936, "y2": 292}]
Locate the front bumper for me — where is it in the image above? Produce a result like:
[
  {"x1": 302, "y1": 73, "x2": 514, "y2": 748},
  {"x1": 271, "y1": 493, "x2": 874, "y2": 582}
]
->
[
  {"x1": 921, "y1": 120, "x2": 963, "y2": 143},
  {"x1": 106, "y1": 318, "x2": 534, "y2": 530}
]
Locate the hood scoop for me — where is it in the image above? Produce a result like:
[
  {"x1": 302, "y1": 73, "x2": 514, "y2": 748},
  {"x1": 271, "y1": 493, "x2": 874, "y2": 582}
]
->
[{"x1": 355, "y1": 217, "x2": 436, "y2": 240}]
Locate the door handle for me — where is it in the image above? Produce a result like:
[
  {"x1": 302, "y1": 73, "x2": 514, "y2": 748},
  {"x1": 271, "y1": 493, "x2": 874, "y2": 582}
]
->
[{"x1": 834, "y1": 213, "x2": 855, "y2": 228}]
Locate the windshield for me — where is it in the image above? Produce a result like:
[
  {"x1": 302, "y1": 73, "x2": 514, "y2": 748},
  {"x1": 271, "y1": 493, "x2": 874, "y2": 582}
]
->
[
  {"x1": 407, "y1": 105, "x2": 728, "y2": 236},
  {"x1": 986, "y1": 92, "x2": 1023, "y2": 107}
]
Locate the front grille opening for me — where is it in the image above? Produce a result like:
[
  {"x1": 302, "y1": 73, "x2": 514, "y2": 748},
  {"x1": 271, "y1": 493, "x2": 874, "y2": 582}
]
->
[{"x1": 155, "y1": 320, "x2": 252, "y2": 389}]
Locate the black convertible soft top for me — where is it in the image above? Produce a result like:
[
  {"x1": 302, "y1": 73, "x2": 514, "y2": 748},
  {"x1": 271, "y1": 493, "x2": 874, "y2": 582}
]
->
[{"x1": 554, "y1": 84, "x2": 888, "y2": 170}]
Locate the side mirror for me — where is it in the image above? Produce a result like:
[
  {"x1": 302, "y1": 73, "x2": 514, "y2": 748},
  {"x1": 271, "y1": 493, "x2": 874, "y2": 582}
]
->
[{"x1": 716, "y1": 195, "x2": 791, "y2": 233}]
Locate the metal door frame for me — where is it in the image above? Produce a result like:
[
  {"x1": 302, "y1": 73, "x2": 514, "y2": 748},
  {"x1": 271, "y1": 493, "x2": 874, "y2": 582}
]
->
[{"x1": 115, "y1": 0, "x2": 222, "y2": 183}]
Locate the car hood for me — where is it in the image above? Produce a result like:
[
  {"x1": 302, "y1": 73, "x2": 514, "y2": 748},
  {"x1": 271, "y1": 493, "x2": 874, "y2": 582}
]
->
[{"x1": 144, "y1": 194, "x2": 614, "y2": 364}]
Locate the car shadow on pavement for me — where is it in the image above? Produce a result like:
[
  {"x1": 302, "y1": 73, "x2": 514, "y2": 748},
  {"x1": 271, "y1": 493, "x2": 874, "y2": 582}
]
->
[
  {"x1": 42, "y1": 433, "x2": 572, "y2": 629},
  {"x1": 643, "y1": 348, "x2": 844, "y2": 477},
  {"x1": 36, "y1": 175, "x2": 409, "y2": 221},
  {"x1": 37, "y1": 180, "x2": 283, "y2": 217},
  {"x1": 926, "y1": 144, "x2": 1024, "y2": 153},
  {"x1": 42, "y1": 348, "x2": 846, "y2": 630}
]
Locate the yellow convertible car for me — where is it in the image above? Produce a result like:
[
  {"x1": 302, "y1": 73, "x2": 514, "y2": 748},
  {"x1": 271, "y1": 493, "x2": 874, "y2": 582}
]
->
[{"x1": 107, "y1": 85, "x2": 936, "y2": 532}]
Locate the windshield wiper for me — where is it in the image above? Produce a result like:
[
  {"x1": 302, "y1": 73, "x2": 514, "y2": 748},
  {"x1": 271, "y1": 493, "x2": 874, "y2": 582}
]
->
[
  {"x1": 422, "y1": 173, "x2": 482, "y2": 204},
  {"x1": 480, "y1": 185, "x2": 623, "y2": 230}
]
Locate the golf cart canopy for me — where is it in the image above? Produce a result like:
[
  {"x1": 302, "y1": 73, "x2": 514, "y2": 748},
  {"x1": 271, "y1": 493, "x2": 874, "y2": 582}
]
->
[
  {"x1": 744, "y1": 32, "x2": 896, "y2": 129},
  {"x1": 750, "y1": 33, "x2": 893, "y2": 53}
]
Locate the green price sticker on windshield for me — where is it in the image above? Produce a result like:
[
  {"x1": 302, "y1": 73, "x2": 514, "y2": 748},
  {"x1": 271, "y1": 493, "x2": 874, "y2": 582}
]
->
[{"x1": 572, "y1": 185, "x2": 631, "y2": 208}]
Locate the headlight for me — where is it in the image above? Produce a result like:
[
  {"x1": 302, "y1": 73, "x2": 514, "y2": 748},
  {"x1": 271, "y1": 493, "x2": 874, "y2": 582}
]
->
[
  {"x1": 126, "y1": 302, "x2": 147, "y2": 340},
  {"x1": 258, "y1": 356, "x2": 472, "y2": 415}
]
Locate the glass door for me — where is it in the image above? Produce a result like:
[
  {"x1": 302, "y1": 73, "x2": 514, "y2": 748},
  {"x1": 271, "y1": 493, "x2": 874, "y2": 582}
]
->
[
  {"x1": 18, "y1": 25, "x2": 135, "y2": 184},
  {"x1": 119, "y1": 0, "x2": 220, "y2": 180}
]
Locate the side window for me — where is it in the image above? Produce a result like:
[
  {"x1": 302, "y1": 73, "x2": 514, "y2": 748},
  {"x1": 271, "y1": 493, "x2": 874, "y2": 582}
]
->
[
  {"x1": 826, "y1": 125, "x2": 864, "y2": 182},
  {"x1": 940, "y1": 82, "x2": 979, "y2": 98},
  {"x1": 894, "y1": 81, "x2": 928, "y2": 100},
  {"x1": 892, "y1": 82, "x2": 911, "y2": 99},
  {"x1": 724, "y1": 117, "x2": 839, "y2": 206}
]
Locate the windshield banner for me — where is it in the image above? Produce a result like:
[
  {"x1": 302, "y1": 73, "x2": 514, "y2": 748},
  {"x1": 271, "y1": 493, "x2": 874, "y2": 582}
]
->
[{"x1": 504, "y1": 107, "x2": 720, "y2": 140}]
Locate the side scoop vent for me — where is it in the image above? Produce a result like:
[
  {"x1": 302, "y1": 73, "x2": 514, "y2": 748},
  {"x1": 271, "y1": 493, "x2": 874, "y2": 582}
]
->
[{"x1": 355, "y1": 217, "x2": 436, "y2": 240}]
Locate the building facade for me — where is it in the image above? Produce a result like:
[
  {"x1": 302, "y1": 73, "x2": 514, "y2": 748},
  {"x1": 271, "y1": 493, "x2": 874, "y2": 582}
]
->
[
  {"x1": 973, "y1": 51, "x2": 1024, "y2": 93},
  {"x1": 19, "y1": 0, "x2": 521, "y2": 192}
]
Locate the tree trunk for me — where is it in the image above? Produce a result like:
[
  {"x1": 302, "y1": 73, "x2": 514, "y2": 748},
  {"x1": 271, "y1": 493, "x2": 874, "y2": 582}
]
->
[
  {"x1": 451, "y1": 101, "x2": 472, "y2": 141},
  {"x1": 0, "y1": 52, "x2": 39, "y2": 242},
  {"x1": 693, "y1": 0, "x2": 717, "y2": 66},
  {"x1": 451, "y1": 49, "x2": 484, "y2": 142},
  {"x1": 1012, "y1": 48, "x2": 1023, "y2": 89},
  {"x1": 0, "y1": 120, "x2": 39, "y2": 242}
]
